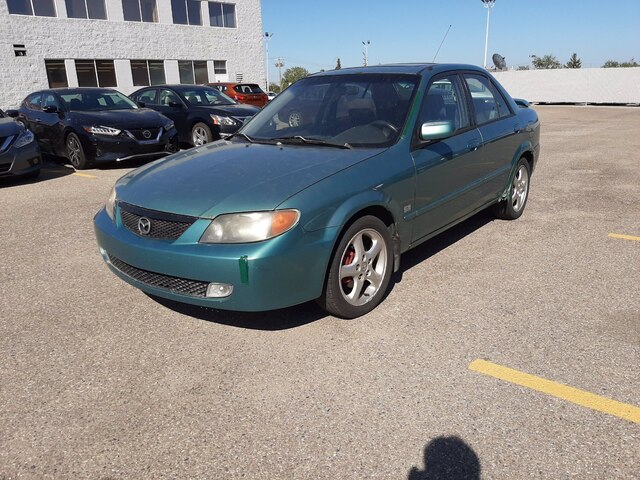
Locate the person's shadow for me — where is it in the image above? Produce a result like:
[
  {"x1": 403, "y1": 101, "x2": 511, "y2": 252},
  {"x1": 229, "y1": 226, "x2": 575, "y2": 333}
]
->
[{"x1": 408, "y1": 436, "x2": 481, "y2": 480}]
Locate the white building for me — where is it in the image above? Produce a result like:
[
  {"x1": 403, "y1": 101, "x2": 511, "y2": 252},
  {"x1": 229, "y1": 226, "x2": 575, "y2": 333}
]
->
[{"x1": 0, "y1": 0, "x2": 264, "y2": 109}]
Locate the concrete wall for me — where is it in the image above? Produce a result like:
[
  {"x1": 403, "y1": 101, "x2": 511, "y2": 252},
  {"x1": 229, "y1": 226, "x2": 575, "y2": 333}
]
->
[
  {"x1": 0, "y1": 0, "x2": 264, "y2": 109},
  {"x1": 493, "y1": 68, "x2": 640, "y2": 104}
]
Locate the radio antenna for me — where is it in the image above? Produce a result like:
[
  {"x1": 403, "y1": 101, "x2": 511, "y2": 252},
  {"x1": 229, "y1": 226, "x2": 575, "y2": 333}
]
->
[{"x1": 433, "y1": 25, "x2": 452, "y2": 62}]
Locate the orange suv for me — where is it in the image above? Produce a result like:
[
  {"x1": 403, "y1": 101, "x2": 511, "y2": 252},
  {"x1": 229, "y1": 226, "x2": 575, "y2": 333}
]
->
[{"x1": 207, "y1": 83, "x2": 268, "y2": 108}]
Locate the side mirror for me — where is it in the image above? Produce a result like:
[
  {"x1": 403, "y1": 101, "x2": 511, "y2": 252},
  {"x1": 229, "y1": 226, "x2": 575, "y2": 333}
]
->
[
  {"x1": 43, "y1": 105, "x2": 59, "y2": 113},
  {"x1": 419, "y1": 120, "x2": 455, "y2": 141},
  {"x1": 5, "y1": 109, "x2": 19, "y2": 118},
  {"x1": 168, "y1": 101, "x2": 183, "y2": 109},
  {"x1": 136, "y1": 101, "x2": 146, "y2": 108}
]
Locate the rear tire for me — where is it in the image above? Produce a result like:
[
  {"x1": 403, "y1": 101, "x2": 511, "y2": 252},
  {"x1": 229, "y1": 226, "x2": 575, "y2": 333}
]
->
[
  {"x1": 493, "y1": 158, "x2": 531, "y2": 220},
  {"x1": 66, "y1": 133, "x2": 90, "y2": 170},
  {"x1": 317, "y1": 216, "x2": 393, "y2": 319}
]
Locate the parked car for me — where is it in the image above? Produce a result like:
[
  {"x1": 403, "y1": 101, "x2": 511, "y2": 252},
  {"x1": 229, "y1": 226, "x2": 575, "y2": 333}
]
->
[
  {"x1": 0, "y1": 108, "x2": 42, "y2": 180},
  {"x1": 8, "y1": 88, "x2": 178, "y2": 169},
  {"x1": 95, "y1": 64, "x2": 540, "y2": 318},
  {"x1": 207, "y1": 82, "x2": 269, "y2": 108},
  {"x1": 267, "y1": 91, "x2": 277, "y2": 102},
  {"x1": 130, "y1": 85, "x2": 259, "y2": 147}
]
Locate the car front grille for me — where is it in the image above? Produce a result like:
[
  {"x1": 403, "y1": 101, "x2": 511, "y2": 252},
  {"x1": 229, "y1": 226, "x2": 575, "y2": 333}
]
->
[
  {"x1": 0, "y1": 163, "x2": 12, "y2": 173},
  {"x1": 119, "y1": 202, "x2": 197, "y2": 240},
  {"x1": 126, "y1": 128, "x2": 162, "y2": 141},
  {"x1": 0, "y1": 135, "x2": 16, "y2": 153},
  {"x1": 107, "y1": 254, "x2": 208, "y2": 298}
]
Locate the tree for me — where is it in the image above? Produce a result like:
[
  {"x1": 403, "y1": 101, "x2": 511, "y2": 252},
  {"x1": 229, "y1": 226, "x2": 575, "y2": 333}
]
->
[
  {"x1": 602, "y1": 58, "x2": 639, "y2": 68},
  {"x1": 335, "y1": 58, "x2": 342, "y2": 70},
  {"x1": 565, "y1": 53, "x2": 582, "y2": 69},
  {"x1": 269, "y1": 82, "x2": 281, "y2": 94},
  {"x1": 532, "y1": 54, "x2": 562, "y2": 69},
  {"x1": 281, "y1": 66, "x2": 310, "y2": 89}
]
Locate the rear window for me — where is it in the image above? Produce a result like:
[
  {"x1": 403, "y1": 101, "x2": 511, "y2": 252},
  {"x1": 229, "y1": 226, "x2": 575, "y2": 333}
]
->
[{"x1": 236, "y1": 84, "x2": 264, "y2": 94}]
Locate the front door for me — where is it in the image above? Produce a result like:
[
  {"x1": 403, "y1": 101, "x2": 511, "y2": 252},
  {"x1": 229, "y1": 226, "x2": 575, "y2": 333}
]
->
[{"x1": 410, "y1": 74, "x2": 484, "y2": 243}]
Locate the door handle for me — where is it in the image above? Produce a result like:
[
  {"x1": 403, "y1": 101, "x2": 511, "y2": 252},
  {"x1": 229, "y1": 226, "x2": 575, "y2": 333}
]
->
[{"x1": 467, "y1": 141, "x2": 480, "y2": 152}]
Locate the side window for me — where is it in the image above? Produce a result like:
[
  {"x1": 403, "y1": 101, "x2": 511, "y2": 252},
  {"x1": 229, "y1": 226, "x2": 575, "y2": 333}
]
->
[
  {"x1": 464, "y1": 74, "x2": 512, "y2": 125},
  {"x1": 138, "y1": 89, "x2": 158, "y2": 104},
  {"x1": 418, "y1": 76, "x2": 469, "y2": 131},
  {"x1": 26, "y1": 93, "x2": 42, "y2": 110},
  {"x1": 42, "y1": 93, "x2": 61, "y2": 110},
  {"x1": 159, "y1": 89, "x2": 181, "y2": 106}
]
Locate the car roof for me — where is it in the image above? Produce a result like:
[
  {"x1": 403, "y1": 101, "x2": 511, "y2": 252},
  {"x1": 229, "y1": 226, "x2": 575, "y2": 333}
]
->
[
  {"x1": 310, "y1": 63, "x2": 486, "y2": 77},
  {"x1": 136, "y1": 84, "x2": 218, "y2": 91},
  {"x1": 42, "y1": 87, "x2": 121, "y2": 95}
]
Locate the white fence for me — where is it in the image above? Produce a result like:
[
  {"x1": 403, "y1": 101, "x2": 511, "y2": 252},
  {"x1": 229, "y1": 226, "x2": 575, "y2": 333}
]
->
[{"x1": 492, "y1": 68, "x2": 640, "y2": 104}]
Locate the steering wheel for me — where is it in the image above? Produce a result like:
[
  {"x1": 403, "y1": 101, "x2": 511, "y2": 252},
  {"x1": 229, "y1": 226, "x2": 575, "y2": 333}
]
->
[{"x1": 369, "y1": 120, "x2": 399, "y2": 135}]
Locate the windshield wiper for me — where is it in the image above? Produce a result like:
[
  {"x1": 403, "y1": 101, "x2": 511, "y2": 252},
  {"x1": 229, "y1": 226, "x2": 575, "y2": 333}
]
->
[
  {"x1": 230, "y1": 132, "x2": 254, "y2": 143},
  {"x1": 272, "y1": 136, "x2": 352, "y2": 149}
]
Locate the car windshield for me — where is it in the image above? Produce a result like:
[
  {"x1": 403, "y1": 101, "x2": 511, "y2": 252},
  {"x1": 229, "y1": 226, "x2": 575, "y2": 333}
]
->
[
  {"x1": 182, "y1": 88, "x2": 235, "y2": 106},
  {"x1": 59, "y1": 91, "x2": 138, "y2": 111},
  {"x1": 240, "y1": 73, "x2": 419, "y2": 148}
]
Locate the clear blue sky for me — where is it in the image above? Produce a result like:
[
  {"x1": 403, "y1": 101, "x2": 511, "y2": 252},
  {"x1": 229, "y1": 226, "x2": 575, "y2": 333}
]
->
[{"x1": 261, "y1": 0, "x2": 639, "y2": 80}]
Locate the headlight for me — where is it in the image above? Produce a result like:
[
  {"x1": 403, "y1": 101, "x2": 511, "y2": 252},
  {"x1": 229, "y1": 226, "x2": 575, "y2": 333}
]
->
[
  {"x1": 200, "y1": 210, "x2": 300, "y2": 244},
  {"x1": 13, "y1": 128, "x2": 34, "y2": 148},
  {"x1": 105, "y1": 186, "x2": 117, "y2": 221},
  {"x1": 164, "y1": 121, "x2": 175, "y2": 131},
  {"x1": 83, "y1": 126, "x2": 122, "y2": 136},
  {"x1": 210, "y1": 114, "x2": 237, "y2": 126}
]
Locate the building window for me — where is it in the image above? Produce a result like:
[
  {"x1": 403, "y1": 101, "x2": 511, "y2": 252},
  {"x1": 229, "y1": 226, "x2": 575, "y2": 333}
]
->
[
  {"x1": 213, "y1": 60, "x2": 226, "y2": 75},
  {"x1": 7, "y1": 0, "x2": 56, "y2": 16},
  {"x1": 75, "y1": 59, "x2": 117, "y2": 87},
  {"x1": 131, "y1": 60, "x2": 166, "y2": 86},
  {"x1": 178, "y1": 60, "x2": 208, "y2": 84},
  {"x1": 45, "y1": 60, "x2": 68, "y2": 87},
  {"x1": 14, "y1": 44, "x2": 27, "y2": 56},
  {"x1": 65, "y1": 0, "x2": 106, "y2": 19},
  {"x1": 171, "y1": 0, "x2": 201, "y2": 25},
  {"x1": 122, "y1": 0, "x2": 158, "y2": 22},
  {"x1": 208, "y1": 2, "x2": 235, "y2": 27}
]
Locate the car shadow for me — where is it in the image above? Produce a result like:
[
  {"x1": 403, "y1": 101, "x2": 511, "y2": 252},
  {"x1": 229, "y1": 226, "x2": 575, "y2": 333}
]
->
[
  {"x1": 146, "y1": 209, "x2": 494, "y2": 330},
  {"x1": 0, "y1": 156, "x2": 74, "y2": 187},
  {"x1": 408, "y1": 436, "x2": 481, "y2": 480},
  {"x1": 147, "y1": 294, "x2": 327, "y2": 331}
]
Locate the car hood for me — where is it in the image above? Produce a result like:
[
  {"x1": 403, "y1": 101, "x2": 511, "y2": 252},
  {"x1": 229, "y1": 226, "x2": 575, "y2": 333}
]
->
[
  {"x1": 192, "y1": 104, "x2": 260, "y2": 117},
  {"x1": 0, "y1": 117, "x2": 21, "y2": 137},
  {"x1": 70, "y1": 108, "x2": 169, "y2": 128},
  {"x1": 116, "y1": 141, "x2": 384, "y2": 218}
]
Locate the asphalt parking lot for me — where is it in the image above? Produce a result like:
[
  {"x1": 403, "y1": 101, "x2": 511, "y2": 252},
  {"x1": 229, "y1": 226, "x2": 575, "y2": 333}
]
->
[{"x1": 1, "y1": 106, "x2": 638, "y2": 479}]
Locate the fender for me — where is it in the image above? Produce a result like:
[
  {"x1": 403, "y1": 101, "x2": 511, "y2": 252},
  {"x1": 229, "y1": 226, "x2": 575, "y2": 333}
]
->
[{"x1": 499, "y1": 140, "x2": 536, "y2": 201}]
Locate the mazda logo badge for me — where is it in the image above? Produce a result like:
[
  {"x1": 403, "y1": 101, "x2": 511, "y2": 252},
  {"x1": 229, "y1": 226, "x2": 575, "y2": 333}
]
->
[
  {"x1": 142, "y1": 129, "x2": 152, "y2": 139},
  {"x1": 138, "y1": 217, "x2": 151, "y2": 235}
]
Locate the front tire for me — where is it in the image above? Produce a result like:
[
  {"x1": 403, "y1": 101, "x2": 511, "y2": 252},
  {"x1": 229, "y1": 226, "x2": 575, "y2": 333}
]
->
[
  {"x1": 493, "y1": 158, "x2": 531, "y2": 220},
  {"x1": 317, "y1": 216, "x2": 393, "y2": 319},
  {"x1": 191, "y1": 122, "x2": 213, "y2": 147},
  {"x1": 66, "y1": 133, "x2": 90, "y2": 170}
]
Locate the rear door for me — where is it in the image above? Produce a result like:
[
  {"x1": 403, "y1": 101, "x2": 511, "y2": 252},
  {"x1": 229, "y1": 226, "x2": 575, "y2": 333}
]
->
[
  {"x1": 410, "y1": 74, "x2": 484, "y2": 242},
  {"x1": 40, "y1": 93, "x2": 66, "y2": 154},
  {"x1": 19, "y1": 93, "x2": 44, "y2": 141},
  {"x1": 462, "y1": 73, "x2": 521, "y2": 201}
]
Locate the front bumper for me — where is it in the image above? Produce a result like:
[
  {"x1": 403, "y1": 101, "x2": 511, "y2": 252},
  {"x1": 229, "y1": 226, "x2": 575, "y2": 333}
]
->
[
  {"x1": 94, "y1": 206, "x2": 338, "y2": 312},
  {"x1": 83, "y1": 128, "x2": 179, "y2": 163},
  {"x1": 0, "y1": 137, "x2": 42, "y2": 178}
]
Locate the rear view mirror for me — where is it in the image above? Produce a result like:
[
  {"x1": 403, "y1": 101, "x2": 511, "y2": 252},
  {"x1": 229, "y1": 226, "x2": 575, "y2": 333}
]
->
[
  {"x1": 136, "y1": 101, "x2": 146, "y2": 108},
  {"x1": 420, "y1": 120, "x2": 455, "y2": 141},
  {"x1": 169, "y1": 101, "x2": 183, "y2": 108},
  {"x1": 5, "y1": 109, "x2": 18, "y2": 118},
  {"x1": 43, "y1": 105, "x2": 58, "y2": 113}
]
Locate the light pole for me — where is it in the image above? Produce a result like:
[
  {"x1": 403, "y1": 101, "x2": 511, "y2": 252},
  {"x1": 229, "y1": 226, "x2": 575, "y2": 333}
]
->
[
  {"x1": 275, "y1": 57, "x2": 285, "y2": 90},
  {"x1": 264, "y1": 32, "x2": 274, "y2": 91},
  {"x1": 362, "y1": 40, "x2": 370, "y2": 66},
  {"x1": 481, "y1": 0, "x2": 496, "y2": 69}
]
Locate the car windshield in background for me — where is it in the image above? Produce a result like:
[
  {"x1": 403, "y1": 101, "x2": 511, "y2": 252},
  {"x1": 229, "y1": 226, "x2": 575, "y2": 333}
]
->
[
  {"x1": 59, "y1": 91, "x2": 138, "y2": 111},
  {"x1": 241, "y1": 73, "x2": 419, "y2": 148},
  {"x1": 236, "y1": 84, "x2": 264, "y2": 94},
  {"x1": 182, "y1": 88, "x2": 235, "y2": 106}
]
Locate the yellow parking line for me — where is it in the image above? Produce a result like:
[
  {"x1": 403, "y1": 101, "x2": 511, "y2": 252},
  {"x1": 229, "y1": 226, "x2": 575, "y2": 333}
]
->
[
  {"x1": 608, "y1": 233, "x2": 640, "y2": 242},
  {"x1": 469, "y1": 359, "x2": 640, "y2": 424},
  {"x1": 72, "y1": 172, "x2": 97, "y2": 179}
]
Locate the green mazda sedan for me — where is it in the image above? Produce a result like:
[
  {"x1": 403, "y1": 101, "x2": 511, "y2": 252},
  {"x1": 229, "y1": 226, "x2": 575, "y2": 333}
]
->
[{"x1": 94, "y1": 64, "x2": 540, "y2": 318}]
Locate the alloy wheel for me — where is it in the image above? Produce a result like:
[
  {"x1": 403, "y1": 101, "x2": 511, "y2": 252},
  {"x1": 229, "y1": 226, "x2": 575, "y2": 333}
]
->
[{"x1": 511, "y1": 164, "x2": 529, "y2": 213}]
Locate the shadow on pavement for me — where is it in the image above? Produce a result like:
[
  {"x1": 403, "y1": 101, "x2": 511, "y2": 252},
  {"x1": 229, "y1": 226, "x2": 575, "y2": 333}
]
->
[
  {"x1": 408, "y1": 436, "x2": 481, "y2": 480},
  {"x1": 148, "y1": 294, "x2": 326, "y2": 331}
]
